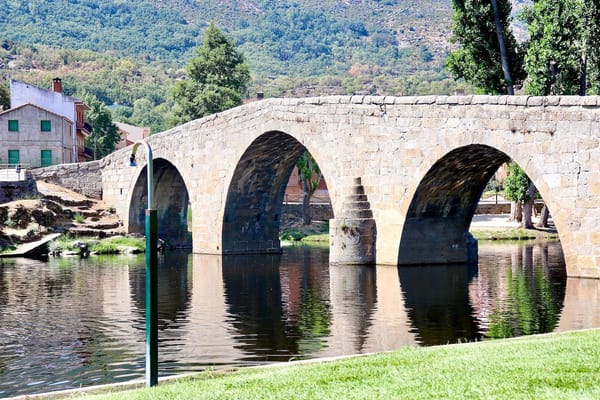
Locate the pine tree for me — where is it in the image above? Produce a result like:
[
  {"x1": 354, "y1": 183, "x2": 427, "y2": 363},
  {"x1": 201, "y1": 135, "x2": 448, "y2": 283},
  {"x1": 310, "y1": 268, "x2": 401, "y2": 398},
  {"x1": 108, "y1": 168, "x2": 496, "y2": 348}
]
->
[
  {"x1": 172, "y1": 23, "x2": 250, "y2": 124},
  {"x1": 446, "y1": 0, "x2": 524, "y2": 94}
]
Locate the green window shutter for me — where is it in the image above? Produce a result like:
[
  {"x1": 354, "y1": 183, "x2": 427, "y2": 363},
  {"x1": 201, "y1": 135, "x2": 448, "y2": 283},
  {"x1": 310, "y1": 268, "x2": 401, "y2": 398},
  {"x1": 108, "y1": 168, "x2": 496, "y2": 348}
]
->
[
  {"x1": 41, "y1": 120, "x2": 52, "y2": 132},
  {"x1": 8, "y1": 150, "x2": 20, "y2": 166},
  {"x1": 8, "y1": 120, "x2": 19, "y2": 132},
  {"x1": 41, "y1": 150, "x2": 52, "y2": 167}
]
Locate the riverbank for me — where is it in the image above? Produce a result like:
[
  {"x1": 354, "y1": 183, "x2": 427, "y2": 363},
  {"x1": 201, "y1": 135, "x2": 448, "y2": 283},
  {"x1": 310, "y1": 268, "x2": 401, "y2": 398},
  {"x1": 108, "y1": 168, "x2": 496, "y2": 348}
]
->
[
  {"x1": 469, "y1": 213, "x2": 559, "y2": 241},
  {"x1": 42, "y1": 328, "x2": 600, "y2": 400},
  {"x1": 279, "y1": 213, "x2": 559, "y2": 245}
]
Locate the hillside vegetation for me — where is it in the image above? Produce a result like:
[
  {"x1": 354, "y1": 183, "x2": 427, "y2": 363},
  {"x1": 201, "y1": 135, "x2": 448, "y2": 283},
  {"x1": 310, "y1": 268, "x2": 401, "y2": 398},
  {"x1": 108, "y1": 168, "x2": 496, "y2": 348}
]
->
[{"x1": 0, "y1": 0, "x2": 471, "y2": 132}]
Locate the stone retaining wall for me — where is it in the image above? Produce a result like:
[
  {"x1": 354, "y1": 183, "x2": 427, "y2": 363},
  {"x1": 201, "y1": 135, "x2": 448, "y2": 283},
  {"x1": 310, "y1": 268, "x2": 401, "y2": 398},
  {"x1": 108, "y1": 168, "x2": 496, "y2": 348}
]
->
[
  {"x1": 31, "y1": 160, "x2": 104, "y2": 199},
  {"x1": 0, "y1": 171, "x2": 37, "y2": 203},
  {"x1": 282, "y1": 203, "x2": 334, "y2": 222}
]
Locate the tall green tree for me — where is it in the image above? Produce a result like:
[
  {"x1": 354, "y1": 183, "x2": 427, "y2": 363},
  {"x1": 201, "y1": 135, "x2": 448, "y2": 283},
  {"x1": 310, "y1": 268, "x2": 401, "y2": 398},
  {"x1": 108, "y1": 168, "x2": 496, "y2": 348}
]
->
[
  {"x1": 83, "y1": 95, "x2": 120, "y2": 160},
  {"x1": 522, "y1": 0, "x2": 583, "y2": 95},
  {"x1": 446, "y1": 0, "x2": 524, "y2": 94},
  {"x1": 171, "y1": 23, "x2": 250, "y2": 124},
  {"x1": 581, "y1": 1, "x2": 600, "y2": 94}
]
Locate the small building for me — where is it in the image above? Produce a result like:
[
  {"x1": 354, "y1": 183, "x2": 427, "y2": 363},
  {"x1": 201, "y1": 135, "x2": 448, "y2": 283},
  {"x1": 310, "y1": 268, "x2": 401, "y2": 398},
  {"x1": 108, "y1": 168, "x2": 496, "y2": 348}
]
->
[
  {"x1": 114, "y1": 121, "x2": 150, "y2": 150},
  {"x1": 0, "y1": 103, "x2": 73, "y2": 167},
  {"x1": 10, "y1": 78, "x2": 91, "y2": 162}
]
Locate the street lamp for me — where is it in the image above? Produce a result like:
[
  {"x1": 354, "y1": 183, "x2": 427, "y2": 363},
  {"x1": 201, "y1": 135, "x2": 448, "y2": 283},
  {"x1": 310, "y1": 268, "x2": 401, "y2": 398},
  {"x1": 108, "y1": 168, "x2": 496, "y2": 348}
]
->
[{"x1": 129, "y1": 140, "x2": 158, "y2": 387}]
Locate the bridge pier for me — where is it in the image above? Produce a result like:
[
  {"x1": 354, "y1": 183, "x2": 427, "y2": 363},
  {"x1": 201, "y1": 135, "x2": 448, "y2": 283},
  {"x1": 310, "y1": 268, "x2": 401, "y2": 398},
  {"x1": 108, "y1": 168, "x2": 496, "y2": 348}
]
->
[
  {"x1": 397, "y1": 217, "x2": 478, "y2": 265},
  {"x1": 329, "y1": 177, "x2": 376, "y2": 265}
]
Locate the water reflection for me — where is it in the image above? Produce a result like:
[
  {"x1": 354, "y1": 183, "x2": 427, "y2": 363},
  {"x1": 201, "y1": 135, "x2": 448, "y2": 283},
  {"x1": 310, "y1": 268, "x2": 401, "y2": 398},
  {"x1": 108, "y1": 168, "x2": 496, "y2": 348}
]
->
[
  {"x1": 470, "y1": 242, "x2": 566, "y2": 339},
  {"x1": 1, "y1": 241, "x2": 599, "y2": 397},
  {"x1": 129, "y1": 252, "x2": 192, "y2": 331},
  {"x1": 556, "y1": 277, "x2": 600, "y2": 331},
  {"x1": 399, "y1": 264, "x2": 481, "y2": 345}
]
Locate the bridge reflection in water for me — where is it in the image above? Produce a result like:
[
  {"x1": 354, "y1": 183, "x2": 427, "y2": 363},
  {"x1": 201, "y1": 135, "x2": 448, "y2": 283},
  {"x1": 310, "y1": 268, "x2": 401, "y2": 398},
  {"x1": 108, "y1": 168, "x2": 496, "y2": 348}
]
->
[{"x1": 1, "y1": 242, "x2": 599, "y2": 397}]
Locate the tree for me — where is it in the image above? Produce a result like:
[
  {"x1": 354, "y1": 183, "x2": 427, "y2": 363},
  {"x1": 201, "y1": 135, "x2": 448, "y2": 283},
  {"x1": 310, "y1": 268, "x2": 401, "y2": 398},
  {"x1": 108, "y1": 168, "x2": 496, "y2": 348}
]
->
[
  {"x1": 504, "y1": 162, "x2": 536, "y2": 229},
  {"x1": 130, "y1": 98, "x2": 167, "y2": 134},
  {"x1": 83, "y1": 95, "x2": 120, "y2": 160},
  {"x1": 296, "y1": 151, "x2": 322, "y2": 225},
  {"x1": 581, "y1": 1, "x2": 600, "y2": 94},
  {"x1": 0, "y1": 84, "x2": 9, "y2": 110},
  {"x1": 522, "y1": 0, "x2": 583, "y2": 95},
  {"x1": 446, "y1": 0, "x2": 524, "y2": 94},
  {"x1": 171, "y1": 23, "x2": 250, "y2": 124}
]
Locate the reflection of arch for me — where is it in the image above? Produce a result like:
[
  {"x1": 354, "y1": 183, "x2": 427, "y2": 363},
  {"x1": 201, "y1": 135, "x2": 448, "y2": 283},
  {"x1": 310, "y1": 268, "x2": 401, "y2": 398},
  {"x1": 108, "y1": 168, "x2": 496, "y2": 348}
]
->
[
  {"x1": 221, "y1": 254, "x2": 296, "y2": 360},
  {"x1": 129, "y1": 251, "x2": 192, "y2": 330},
  {"x1": 128, "y1": 158, "x2": 191, "y2": 248},
  {"x1": 398, "y1": 264, "x2": 481, "y2": 345},
  {"x1": 222, "y1": 131, "x2": 307, "y2": 254}
]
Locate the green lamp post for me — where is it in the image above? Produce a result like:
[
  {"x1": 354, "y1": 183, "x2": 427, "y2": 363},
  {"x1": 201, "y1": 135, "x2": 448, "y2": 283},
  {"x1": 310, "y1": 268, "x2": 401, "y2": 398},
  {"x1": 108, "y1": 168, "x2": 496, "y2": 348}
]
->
[{"x1": 130, "y1": 140, "x2": 158, "y2": 387}]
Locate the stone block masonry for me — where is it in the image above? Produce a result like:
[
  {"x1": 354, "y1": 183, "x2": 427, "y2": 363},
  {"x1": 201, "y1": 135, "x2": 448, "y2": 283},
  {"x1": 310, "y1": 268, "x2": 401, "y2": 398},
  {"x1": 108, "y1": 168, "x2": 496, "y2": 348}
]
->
[{"x1": 31, "y1": 160, "x2": 104, "y2": 200}]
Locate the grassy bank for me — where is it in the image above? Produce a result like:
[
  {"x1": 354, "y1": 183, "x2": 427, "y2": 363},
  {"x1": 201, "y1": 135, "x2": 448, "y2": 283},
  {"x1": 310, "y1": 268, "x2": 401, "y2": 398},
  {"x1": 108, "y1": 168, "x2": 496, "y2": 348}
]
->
[
  {"x1": 48, "y1": 235, "x2": 145, "y2": 255},
  {"x1": 80, "y1": 329, "x2": 600, "y2": 400},
  {"x1": 471, "y1": 228, "x2": 559, "y2": 241},
  {"x1": 280, "y1": 221, "x2": 329, "y2": 244}
]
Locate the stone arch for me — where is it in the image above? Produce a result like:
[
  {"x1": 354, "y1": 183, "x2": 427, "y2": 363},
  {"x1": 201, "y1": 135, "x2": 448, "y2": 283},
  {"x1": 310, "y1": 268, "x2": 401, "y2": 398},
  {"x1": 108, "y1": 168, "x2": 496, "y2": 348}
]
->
[
  {"x1": 128, "y1": 158, "x2": 191, "y2": 248},
  {"x1": 221, "y1": 131, "x2": 326, "y2": 254},
  {"x1": 398, "y1": 144, "x2": 511, "y2": 264}
]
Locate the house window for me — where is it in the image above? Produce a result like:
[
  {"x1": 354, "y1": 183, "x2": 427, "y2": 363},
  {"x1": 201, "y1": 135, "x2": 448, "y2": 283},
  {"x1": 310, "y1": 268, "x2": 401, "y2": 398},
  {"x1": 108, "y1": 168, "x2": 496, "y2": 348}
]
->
[
  {"x1": 8, "y1": 120, "x2": 19, "y2": 132},
  {"x1": 41, "y1": 150, "x2": 52, "y2": 167},
  {"x1": 41, "y1": 120, "x2": 52, "y2": 132},
  {"x1": 8, "y1": 150, "x2": 20, "y2": 166}
]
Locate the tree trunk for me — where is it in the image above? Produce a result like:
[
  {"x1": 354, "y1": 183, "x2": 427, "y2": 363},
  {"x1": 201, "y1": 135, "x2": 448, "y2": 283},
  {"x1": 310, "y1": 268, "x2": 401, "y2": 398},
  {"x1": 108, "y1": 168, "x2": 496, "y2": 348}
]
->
[
  {"x1": 509, "y1": 201, "x2": 522, "y2": 222},
  {"x1": 490, "y1": 0, "x2": 514, "y2": 95},
  {"x1": 300, "y1": 178, "x2": 313, "y2": 225},
  {"x1": 522, "y1": 199, "x2": 534, "y2": 229},
  {"x1": 521, "y1": 182, "x2": 537, "y2": 229},
  {"x1": 536, "y1": 204, "x2": 550, "y2": 228}
]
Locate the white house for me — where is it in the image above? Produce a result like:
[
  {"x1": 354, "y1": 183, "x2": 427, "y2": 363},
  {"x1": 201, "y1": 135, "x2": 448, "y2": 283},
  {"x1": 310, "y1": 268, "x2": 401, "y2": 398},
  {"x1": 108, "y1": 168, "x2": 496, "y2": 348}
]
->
[
  {"x1": 10, "y1": 78, "x2": 91, "y2": 162},
  {"x1": 0, "y1": 103, "x2": 73, "y2": 167}
]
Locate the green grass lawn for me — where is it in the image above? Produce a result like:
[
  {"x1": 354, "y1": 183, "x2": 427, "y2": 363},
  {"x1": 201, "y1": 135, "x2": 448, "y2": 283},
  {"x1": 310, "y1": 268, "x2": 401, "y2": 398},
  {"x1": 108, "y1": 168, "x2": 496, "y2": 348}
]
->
[{"x1": 80, "y1": 329, "x2": 600, "y2": 400}]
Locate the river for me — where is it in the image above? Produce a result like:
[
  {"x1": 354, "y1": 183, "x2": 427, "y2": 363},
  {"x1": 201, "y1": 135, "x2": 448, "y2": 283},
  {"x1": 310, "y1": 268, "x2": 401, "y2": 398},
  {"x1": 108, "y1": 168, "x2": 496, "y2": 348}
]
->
[{"x1": 1, "y1": 240, "x2": 599, "y2": 397}]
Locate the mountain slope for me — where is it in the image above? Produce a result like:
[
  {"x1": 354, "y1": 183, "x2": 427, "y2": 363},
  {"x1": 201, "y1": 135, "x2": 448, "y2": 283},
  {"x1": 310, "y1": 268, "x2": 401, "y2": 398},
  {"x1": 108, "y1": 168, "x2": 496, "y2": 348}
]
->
[{"x1": 0, "y1": 0, "x2": 453, "y2": 77}]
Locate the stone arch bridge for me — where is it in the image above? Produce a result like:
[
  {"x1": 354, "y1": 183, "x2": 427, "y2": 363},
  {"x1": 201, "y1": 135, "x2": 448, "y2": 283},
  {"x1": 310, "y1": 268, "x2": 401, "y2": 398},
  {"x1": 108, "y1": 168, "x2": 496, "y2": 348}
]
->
[{"x1": 84, "y1": 95, "x2": 599, "y2": 278}]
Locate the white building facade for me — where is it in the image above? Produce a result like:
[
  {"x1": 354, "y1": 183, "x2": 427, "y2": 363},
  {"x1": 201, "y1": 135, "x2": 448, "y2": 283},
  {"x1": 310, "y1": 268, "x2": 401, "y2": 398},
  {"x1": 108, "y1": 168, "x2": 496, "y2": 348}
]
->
[
  {"x1": 10, "y1": 78, "x2": 90, "y2": 162},
  {"x1": 0, "y1": 103, "x2": 73, "y2": 167}
]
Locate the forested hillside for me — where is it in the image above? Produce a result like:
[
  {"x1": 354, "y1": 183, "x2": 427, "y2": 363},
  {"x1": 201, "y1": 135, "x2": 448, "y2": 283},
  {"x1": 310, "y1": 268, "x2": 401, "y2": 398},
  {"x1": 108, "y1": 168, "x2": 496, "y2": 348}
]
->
[{"x1": 0, "y1": 0, "x2": 473, "y2": 131}]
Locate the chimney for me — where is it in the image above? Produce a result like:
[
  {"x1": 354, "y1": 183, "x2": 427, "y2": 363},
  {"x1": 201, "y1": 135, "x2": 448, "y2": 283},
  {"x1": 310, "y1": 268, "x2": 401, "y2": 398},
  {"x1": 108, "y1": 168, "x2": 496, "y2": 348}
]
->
[{"x1": 52, "y1": 77, "x2": 63, "y2": 93}]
